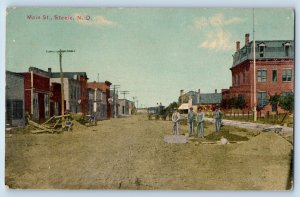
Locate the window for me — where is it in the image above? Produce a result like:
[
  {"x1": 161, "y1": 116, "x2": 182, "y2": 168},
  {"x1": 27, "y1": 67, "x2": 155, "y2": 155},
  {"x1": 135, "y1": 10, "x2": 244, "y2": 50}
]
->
[
  {"x1": 44, "y1": 94, "x2": 50, "y2": 119},
  {"x1": 282, "y1": 69, "x2": 292, "y2": 82},
  {"x1": 272, "y1": 70, "x2": 277, "y2": 82},
  {"x1": 259, "y1": 46, "x2": 264, "y2": 57},
  {"x1": 237, "y1": 74, "x2": 240, "y2": 85},
  {"x1": 33, "y1": 93, "x2": 39, "y2": 120},
  {"x1": 284, "y1": 43, "x2": 291, "y2": 57},
  {"x1": 285, "y1": 46, "x2": 290, "y2": 56},
  {"x1": 54, "y1": 102, "x2": 59, "y2": 116},
  {"x1": 243, "y1": 72, "x2": 246, "y2": 84},
  {"x1": 282, "y1": 92, "x2": 292, "y2": 97},
  {"x1": 232, "y1": 75, "x2": 235, "y2": 86},
  {"x1": 12, "y1": 100, "x2": 23, "y2": 119},
  {"x1": 257, "y1": 70, "x2": 267, "y2": 82},
  {"x1": 257, "y1": 92, "x2": 267, "y2": 107}
]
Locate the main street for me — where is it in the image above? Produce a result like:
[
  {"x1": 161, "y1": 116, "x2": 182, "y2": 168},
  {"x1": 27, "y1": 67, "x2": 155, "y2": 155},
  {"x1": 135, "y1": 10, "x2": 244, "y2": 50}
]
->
[{"x1": 5, "y1": 115, "x2": 292, "y2": 190}]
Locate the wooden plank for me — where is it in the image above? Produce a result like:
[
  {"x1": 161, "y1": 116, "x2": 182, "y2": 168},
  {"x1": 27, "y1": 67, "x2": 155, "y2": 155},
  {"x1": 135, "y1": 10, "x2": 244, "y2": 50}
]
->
[
  {"x1": 42, "y1": 116, "x2": 55, "y2": 125},
  {"x1": 28, "y1": 120, "x2": 54, "y2": 133}
]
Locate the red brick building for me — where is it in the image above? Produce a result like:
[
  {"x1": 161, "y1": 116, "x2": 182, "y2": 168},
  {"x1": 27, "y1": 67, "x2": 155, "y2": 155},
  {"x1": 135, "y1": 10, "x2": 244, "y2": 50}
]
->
[
  {"x1": 222, "y1": 34, "x2": 294, "y2": 114},
  {"x1": 87, "y1": 81, "x2": 112, "y2": 118},
  {"x1": 50, "y1": 82, "x2": 64, "y2": 116},
  {"x1": 48, "y1": 69, "x2": 89, "y2": 115},
  {"x1": 24, "y1": 68, "x2": 51, "y2": 122}
]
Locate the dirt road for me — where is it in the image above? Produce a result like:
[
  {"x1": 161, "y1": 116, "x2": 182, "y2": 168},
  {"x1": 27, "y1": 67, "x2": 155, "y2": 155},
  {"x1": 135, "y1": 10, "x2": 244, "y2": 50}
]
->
[{"x1": 5, "y1": 115, "x2": 293, "y2": 190}]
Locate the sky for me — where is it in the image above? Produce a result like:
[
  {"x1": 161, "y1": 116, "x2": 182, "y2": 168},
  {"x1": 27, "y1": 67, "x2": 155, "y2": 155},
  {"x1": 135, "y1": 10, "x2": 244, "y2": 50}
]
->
[{"x1": 5, "y1": 7, "x2": 294, "y2": 107}]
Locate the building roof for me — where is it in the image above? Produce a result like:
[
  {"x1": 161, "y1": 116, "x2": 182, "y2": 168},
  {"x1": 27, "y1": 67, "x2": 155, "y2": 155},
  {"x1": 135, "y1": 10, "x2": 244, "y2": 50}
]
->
[
  {"x1": 87, "y1": 81, "x2": 111, "y2": 92},
  {"x1": 6, "y1": 70, "x2": 24, "y2": 78},
  {"x1": 181, "y1": 90, "x2": 221, "y2": 105},
  {"x1": 178, "y1": 103, "x2": 190, "y2": 110},
  {"x1": 51, "y1": 72, "x2": 88, "y2": 79},
  {"x1": 199, "y1": 93, "x2": 222, "y2": 105},
  {"x1": 232, "y1": 40, "x2": 294, "y2": 67}
]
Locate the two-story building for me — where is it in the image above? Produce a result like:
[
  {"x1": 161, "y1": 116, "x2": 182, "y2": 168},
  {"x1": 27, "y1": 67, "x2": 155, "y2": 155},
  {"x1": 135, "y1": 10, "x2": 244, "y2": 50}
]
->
[
  {"x1": 87, "y1": 82, "x2": 107, "y2": 120},
  {"x1": 222, "y1": 33, "x2": 294, "y2": 114},
  {"x1": 48, "y1": 68, "x2": 88, "y2": 114},
  {"x1": 24, "y1": 67, "x2": 52, "y2": 122}
]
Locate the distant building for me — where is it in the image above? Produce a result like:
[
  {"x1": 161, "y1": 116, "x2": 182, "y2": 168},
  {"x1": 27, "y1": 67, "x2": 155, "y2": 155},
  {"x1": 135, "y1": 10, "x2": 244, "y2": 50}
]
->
[
  {"x1": 118, "y1": 99, "x2": 135, "y2": 116},
  {"x1": 48, "y1": 68, "x2": 89, "y2": 114},
  {"x1": 6, "y1": 71, "x2": 25, "y2": 127},
  {"x1": 222, "y1": 34, "x2": 294, "y2": 114},
  {"x1": 178, "y1": 89, "x2": 222, "y2": 111},
  {"x1": 87, "y1": 82, "x2": 107, "y2": 120},
  {"x1": 87, "y1": 81, "x2": 112, "y2": 119}
]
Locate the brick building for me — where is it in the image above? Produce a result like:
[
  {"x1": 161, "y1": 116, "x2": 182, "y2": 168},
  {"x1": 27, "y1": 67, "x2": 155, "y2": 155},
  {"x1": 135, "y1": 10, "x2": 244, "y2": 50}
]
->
[
  {"x1": 178, "y1": 89, "x2": 222, "y2": 112},
  {"x1": 87, "y1": 83, "x2": 107, "y2": 120},
  {"x1": 87, "y1": 81, "x2": 112, "y2": 118},
  {"x1": 222, "y1": 34, "x2": 294, "y2": 114},
  {"x1": 50, "y1": 82, "x2": 63, "y2": 116},
  {"x1": 24, "y1": 67, "x2": 51, "y2": 122},
  {"x1": 6, "y1": 71, "x2": 25, "y2": 127},
  {"x1": 48, "y1": 69, "x2": 89, "y2": 114}
]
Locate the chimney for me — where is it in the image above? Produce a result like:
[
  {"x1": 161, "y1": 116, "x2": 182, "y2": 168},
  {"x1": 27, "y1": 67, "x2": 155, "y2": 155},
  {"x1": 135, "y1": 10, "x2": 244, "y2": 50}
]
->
[
  {"x1": 180, "y1": 89, "x2": 184, "y2": 96},
  {"x1": 245, "y1": 33, "x2": 250, "y2": 46},
  {"x1": 236, "y1": 41, "x2": 240, "y2": 52},
  {"x1": 215, "y1": 89, "x2": 217, "y2": 93},
  {"x1": 48, "y1": 68, "x2": 52, "y2": 76}
]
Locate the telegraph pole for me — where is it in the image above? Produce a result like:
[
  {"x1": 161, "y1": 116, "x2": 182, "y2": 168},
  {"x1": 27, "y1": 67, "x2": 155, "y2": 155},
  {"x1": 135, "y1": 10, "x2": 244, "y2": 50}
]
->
[
  {"x1": 253, "y1": 9, "x2": 257, "y2": 121},
  {"x1": 46, "y1": 49, "x2": 75, "y2": 128},
  {"x1": 111, "y1": 85, "x2": 120, "y2": 118},
  {"x1": 120, "y1": 91, "x2": 129, "y2": 99},
  {"x1": 132, "y1": 96, "x2": 139, "y2": 109}
]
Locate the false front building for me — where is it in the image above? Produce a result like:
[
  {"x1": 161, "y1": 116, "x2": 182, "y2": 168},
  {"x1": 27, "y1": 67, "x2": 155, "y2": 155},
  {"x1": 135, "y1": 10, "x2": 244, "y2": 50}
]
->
[{"x1": 222, "y1": 34, "x2": 294, "y2": 114}]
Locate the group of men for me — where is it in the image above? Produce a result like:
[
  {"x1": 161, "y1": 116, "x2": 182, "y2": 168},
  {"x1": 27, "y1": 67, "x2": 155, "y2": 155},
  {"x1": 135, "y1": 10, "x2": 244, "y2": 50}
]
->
[{"x1": 171, "y1": 106, "x2": 223, "y2": 137}]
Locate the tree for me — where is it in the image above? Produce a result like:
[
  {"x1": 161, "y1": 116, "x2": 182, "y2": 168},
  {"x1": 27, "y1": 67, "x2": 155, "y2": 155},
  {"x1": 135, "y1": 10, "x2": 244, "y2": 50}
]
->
[
  {"x1": 269, "y1": 94, "x2": 280, "y2": 113},
  {"x1": 279, "y1": 93, "x2": 294, "y2": 113},
  {"x1": 235, "y1": 95, "x2": 246, "y2": 109}
]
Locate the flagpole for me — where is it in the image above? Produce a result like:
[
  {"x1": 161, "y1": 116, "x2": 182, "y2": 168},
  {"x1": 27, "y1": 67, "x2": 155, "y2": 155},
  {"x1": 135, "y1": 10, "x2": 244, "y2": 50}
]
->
[{"x1": 253, "y1": 9, "x2": 257, "y2": 121}]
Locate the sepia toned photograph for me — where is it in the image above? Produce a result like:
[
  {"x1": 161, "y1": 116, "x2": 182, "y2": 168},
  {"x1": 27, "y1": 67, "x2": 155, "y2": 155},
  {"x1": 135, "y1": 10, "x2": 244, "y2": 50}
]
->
[{"x1": 5, "y1": 7, "x2": 294, "y2": 190}]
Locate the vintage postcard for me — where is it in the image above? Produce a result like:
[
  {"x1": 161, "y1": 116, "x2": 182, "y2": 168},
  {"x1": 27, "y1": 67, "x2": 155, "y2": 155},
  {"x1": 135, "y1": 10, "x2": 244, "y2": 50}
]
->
[{"x1": 5, "y1": 7, "x2": 294, "y2": 190}]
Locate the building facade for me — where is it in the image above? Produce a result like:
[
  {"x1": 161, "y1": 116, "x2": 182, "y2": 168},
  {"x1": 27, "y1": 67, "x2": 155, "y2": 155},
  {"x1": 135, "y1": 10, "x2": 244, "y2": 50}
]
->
[
  {"x1": 50, "y1": 82, "x2": 63, "y2": 116},
  {"x1": 6, "y1": 71, "x2": 25, "y2": 127},
  {"x1": 222, "y1": 34, "x2": 294, "y2": 114},
  {"x1": 87, "y1": 81, "x2": 112, "y2": 119},
  {"x1": 87, "y1": 85, "x2": 107, "y2": 120},
  {"x1": 49, "y1": 69, "x2": 88, "y2": 114},
  {"x1": 24, "y1": 67, "x2": 51, "y2": 122},
  {"x1": 178, "y1": 89, "x2": 222, "y2": 111}
]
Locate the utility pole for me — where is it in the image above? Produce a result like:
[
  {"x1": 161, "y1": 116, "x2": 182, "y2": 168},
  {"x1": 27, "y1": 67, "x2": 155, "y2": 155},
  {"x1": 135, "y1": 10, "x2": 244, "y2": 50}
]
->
[
  {"x1": 111, "y1": 85, "x2": 120, "y2": 118},
  {"x1": 120, "y1": 91, "x2": 129, "y2": 99},
  {"x1": 46, "y1": 49, "x2": 75, "y2": 128},
  {"x1": 132, "y1": 96, "x2": 138, "y2": 109},
  {"x1": 253, "y1": 9, "x2": 257, "y2": 121}
]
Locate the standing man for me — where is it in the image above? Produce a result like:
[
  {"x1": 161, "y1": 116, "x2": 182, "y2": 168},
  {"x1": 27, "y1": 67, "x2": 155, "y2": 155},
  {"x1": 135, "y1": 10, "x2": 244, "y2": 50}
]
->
[
  {"x1": 197, "y1": 107, "x2": 204, "y2": 138},
  {"x1": 172, "y1": 108, "x2": 181, "y2": 135},
  {"x1": 187, "y1": 107, "x2": 195, "y2": 136},
  {"x1": 214, "y1": 106, "x2": 222, "y2": 132}
]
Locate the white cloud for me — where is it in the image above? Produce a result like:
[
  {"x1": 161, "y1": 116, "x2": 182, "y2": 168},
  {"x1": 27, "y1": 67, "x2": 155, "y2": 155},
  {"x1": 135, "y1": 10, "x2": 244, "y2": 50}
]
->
[
  {"x1": 194, "y1": 13, "x2": 242, "y2": 29},
  {"x1": 74, "y1": 13, "x2": 116, "y2": 27},
  {"x1": 194, "y1": 13, "x2": 242, "y2": 51},
  {"x1": 199, "y1": 30, "x2": 232, "y2": 51}
]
